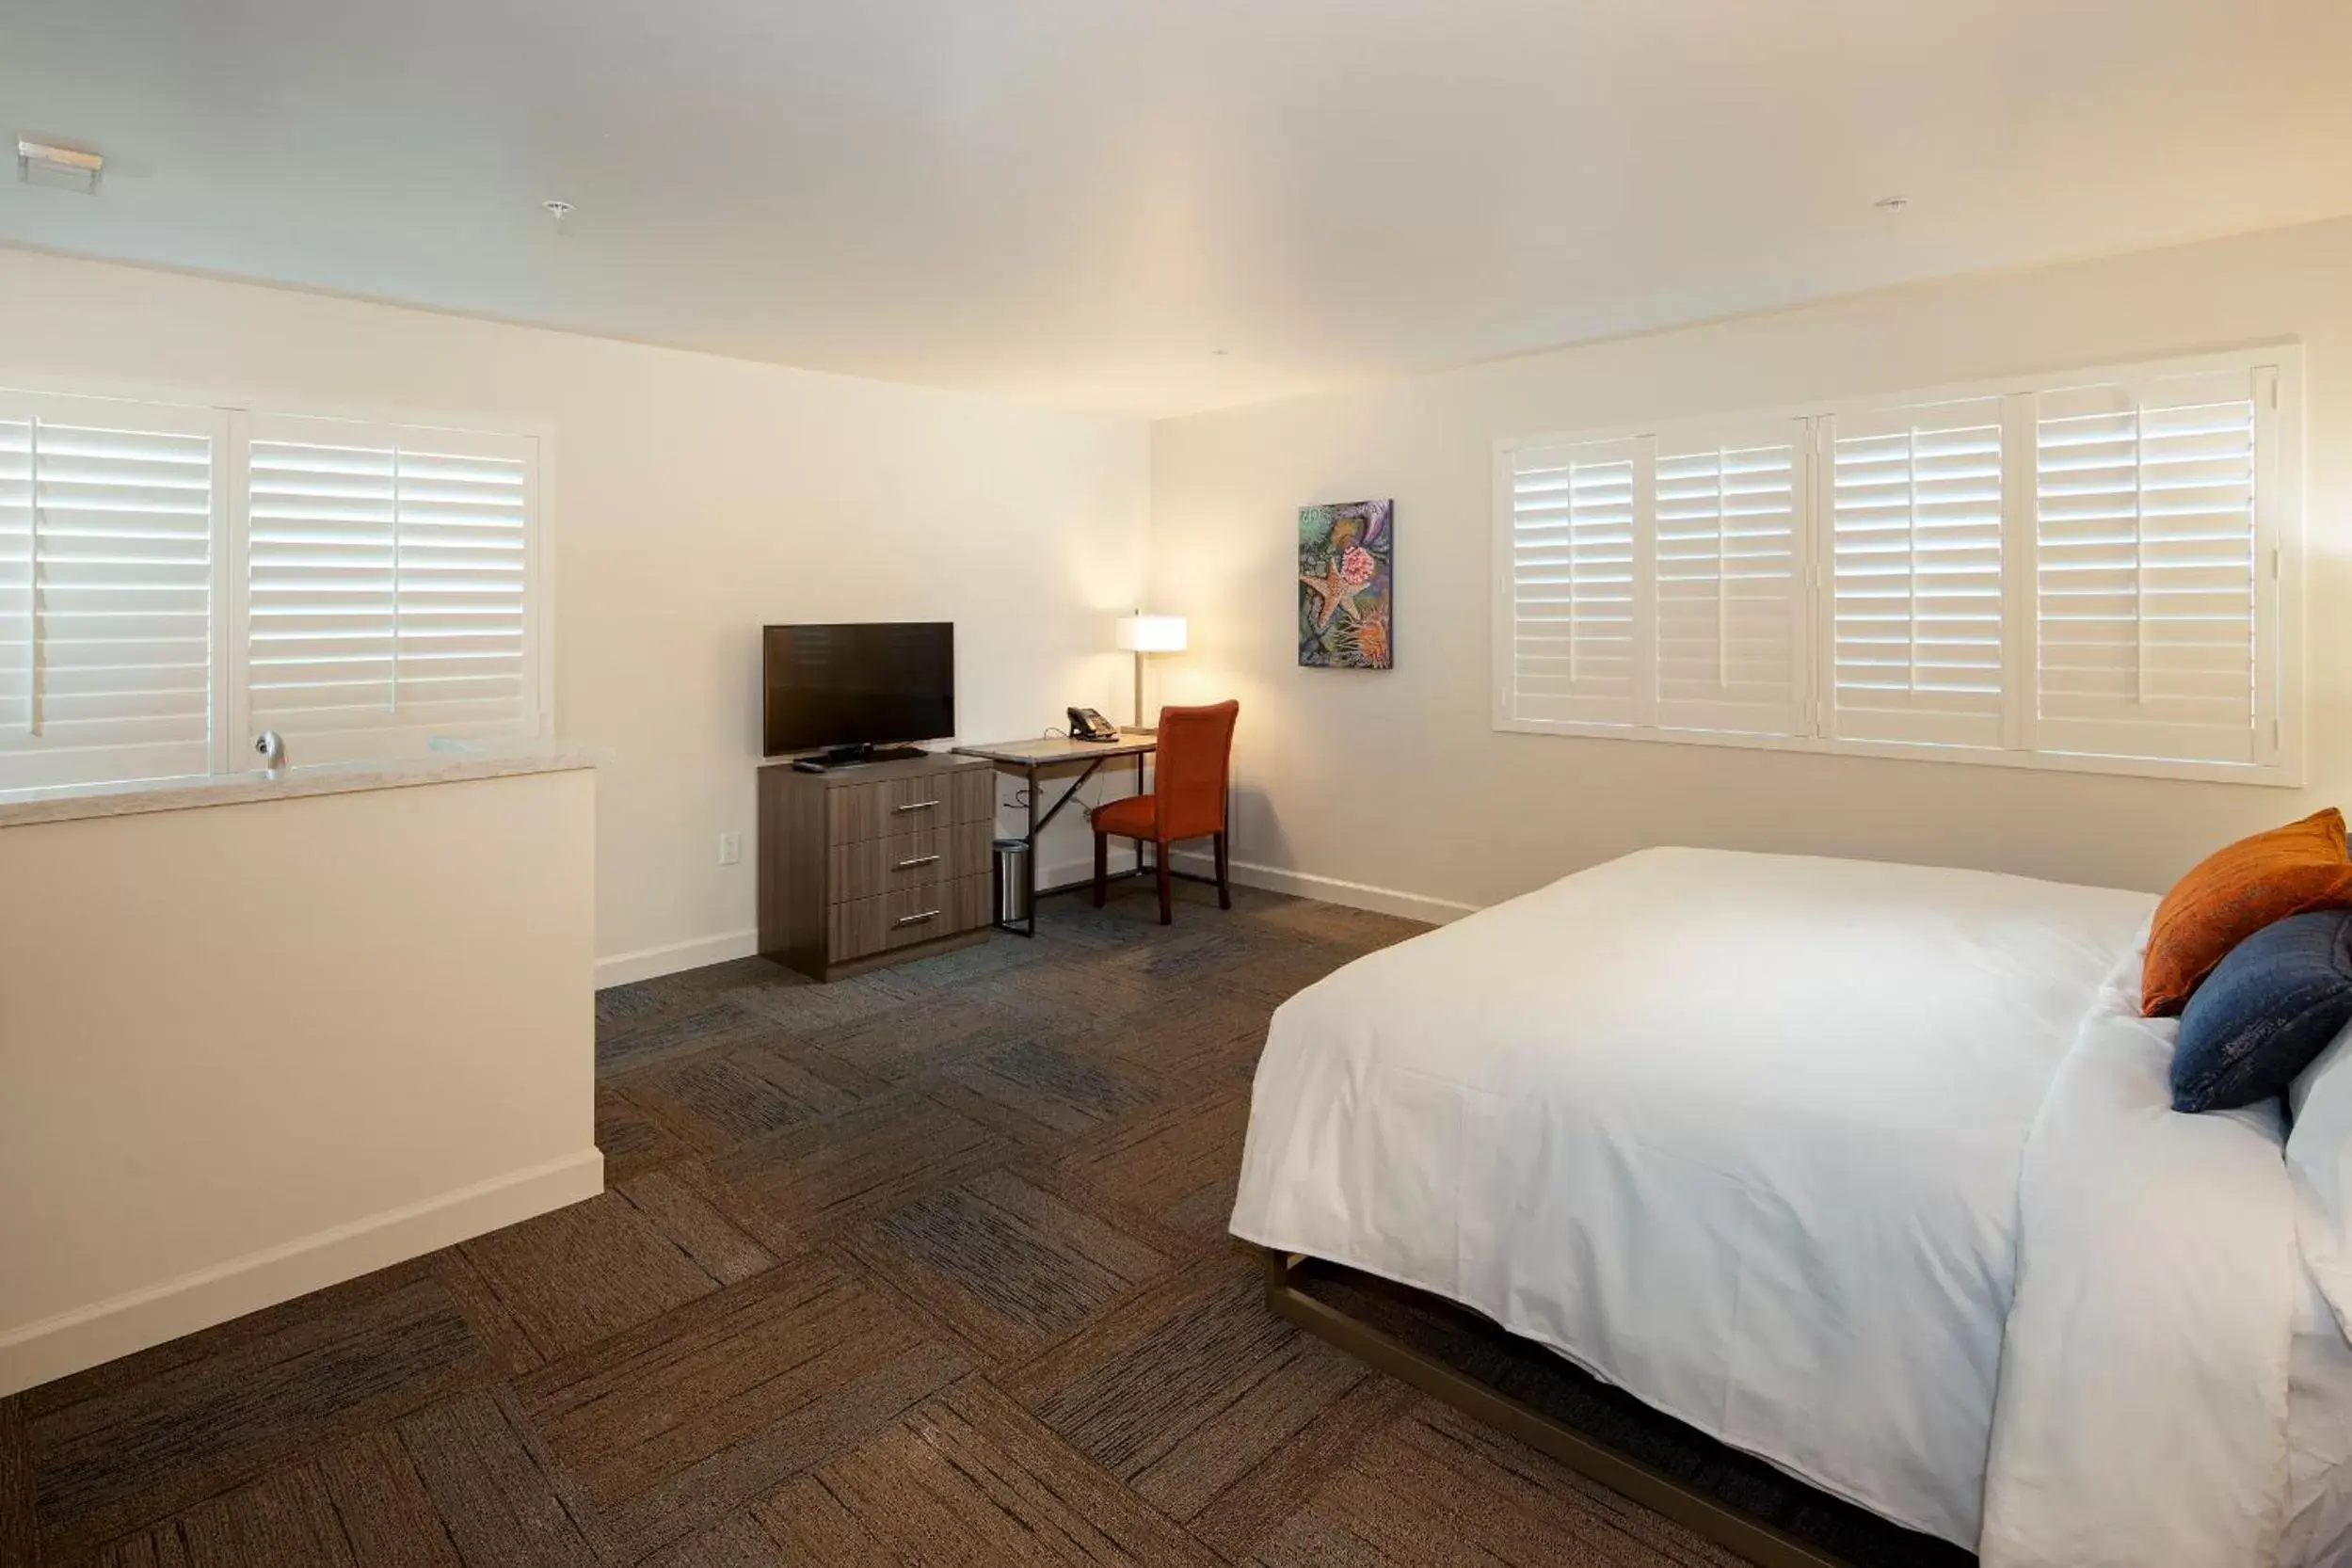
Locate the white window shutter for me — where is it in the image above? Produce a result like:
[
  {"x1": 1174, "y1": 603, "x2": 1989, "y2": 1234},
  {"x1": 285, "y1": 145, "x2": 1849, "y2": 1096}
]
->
[
  {"x1": 1652, "y1": 417, "x2": 1807, "y2": 736},
  {"x1": 1821, "y1": 397, "x2": 2008, "y2": 748},
  {"x1": 0, "y1": 419, "x2": 29, "y2": 738},
  {"x1": 244, "y1": 415, "x2": 537, "y2": 763},
  {"x1": 1502, "y1": 437, "x2": 1648, "y2": 727},
  {"x1": 2033, "y1": 367, "x2": 2269, "y2": 766},
  {"x1": 246, "y1": 435, "x2": 396, "y2": 735},
  {"x1": 0, "y1": 394, "x2": 221, "y2": 789}
]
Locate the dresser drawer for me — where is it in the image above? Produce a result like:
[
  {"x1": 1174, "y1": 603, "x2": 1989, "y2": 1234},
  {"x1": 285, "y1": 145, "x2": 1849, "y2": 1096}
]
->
[
  {"x1": 825, "y1": 765, "x2": 997, "y2": 843},
  {"x1": 825, "y1": 770, "x2": 954, "y2": 843},
  {"x1": 829, "y1": 820, "x2": 990, "y2": 904},
  {"x1": 828, "y1": 873, "x2": 990, "y2": 963}
]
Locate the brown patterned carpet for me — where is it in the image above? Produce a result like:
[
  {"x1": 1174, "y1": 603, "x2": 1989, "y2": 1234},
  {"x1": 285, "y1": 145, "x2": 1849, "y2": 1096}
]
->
[{"x1": 0, "y1": 880, "x2": 1969, "y2": 1567}]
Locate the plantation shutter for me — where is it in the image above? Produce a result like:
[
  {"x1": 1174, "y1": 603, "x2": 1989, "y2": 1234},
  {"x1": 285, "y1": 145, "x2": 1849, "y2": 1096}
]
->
[
  {"x1": 1821, "y1": 397, "x2": 2008, "y2": 748},
  {"x1": 1652, "y1": 417, "x2": 1807, "y2": 735},
  {"x1": 2032, "y1": 367, "x2": 2274, "y2": 766},
  {"x1": 0, "y1": 393, "x2": 222, "y2": 789},
  {"x1": 244, "y1": 415, "x2": 537, "y2": 764},
  {"x1": 0, "y1": 420, "x2": 25, "y2": 737},
  {"x1": 1501, "y1": 437, "x2": 1646, "y2": 726}
]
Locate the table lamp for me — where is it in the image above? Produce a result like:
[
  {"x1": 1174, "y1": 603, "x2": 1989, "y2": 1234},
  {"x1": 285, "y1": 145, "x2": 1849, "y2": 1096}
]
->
[{"x1": 1114, "y1": 613, "x2": 1188, "y2": 729}]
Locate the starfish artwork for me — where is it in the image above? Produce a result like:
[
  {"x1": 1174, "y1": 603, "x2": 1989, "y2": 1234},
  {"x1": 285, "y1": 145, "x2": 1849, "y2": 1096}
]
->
[
  {"x1": 1298, "y1": 500, "x2": 1393, "y2": 669},
  {"x1": 1300, "y1": 557, "x2": 1357, "y2": 631}
]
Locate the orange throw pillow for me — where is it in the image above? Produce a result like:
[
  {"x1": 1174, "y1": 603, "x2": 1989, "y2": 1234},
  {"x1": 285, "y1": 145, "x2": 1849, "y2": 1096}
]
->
[{"x1": 2143, "y1": 808, "x2": 2352, "y2": 1016}]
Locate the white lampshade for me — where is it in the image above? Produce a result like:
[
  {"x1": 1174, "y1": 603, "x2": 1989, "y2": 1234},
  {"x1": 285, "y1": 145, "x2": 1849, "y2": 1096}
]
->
[{"x1": 1114, "y1": 614, "x2": 1188, "y2": 653}]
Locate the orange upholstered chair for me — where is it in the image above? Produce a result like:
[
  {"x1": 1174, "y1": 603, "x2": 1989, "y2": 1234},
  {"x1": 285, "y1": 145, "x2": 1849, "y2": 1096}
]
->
[{"x1": 1092, "y1": 700, "x2": 1239, "y2": 924}]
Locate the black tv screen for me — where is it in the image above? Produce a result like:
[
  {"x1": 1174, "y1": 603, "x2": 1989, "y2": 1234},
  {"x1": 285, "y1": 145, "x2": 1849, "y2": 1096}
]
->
[{"x1": 762, "y1": 622, "x2": 954, "y2": 755}]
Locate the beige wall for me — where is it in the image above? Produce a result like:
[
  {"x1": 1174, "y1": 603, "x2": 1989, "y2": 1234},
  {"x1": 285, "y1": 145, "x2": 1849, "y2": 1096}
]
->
[
  {"x1": 0, "y1": 248, "x2": 1152, "y2": 983},
  {"x1": 1150, "y1": 217, "x2": 2352, "y2": 913},
  {"x1": 0, "y1": 769, "x2": 600, "y2": 1395}
]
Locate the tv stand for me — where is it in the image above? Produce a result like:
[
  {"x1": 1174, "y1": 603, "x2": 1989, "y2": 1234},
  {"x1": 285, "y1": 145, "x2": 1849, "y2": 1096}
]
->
[
  {"x1": 757, "y1": 753, "x2": 995, "y2": 981},
  {"x1": 794, "y1": 743, "x2": 929, "y2": 773}
]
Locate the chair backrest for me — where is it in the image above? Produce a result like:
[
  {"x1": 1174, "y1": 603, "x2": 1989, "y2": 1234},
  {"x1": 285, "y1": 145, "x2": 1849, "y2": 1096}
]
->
[{"x1": 1153, "y1": 700, "x2": 1239, "y2": 841}]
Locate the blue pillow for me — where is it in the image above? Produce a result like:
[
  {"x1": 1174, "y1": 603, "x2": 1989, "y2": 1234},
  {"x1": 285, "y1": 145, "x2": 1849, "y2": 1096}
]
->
[{"x1": 2174, "y1": 908, "x2": 2352, "y2": 1113}]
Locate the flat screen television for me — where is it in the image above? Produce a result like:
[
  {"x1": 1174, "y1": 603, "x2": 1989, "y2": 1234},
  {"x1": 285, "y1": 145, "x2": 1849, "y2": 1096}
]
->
[{"x1": 761, "y1": 621, "x2": 954, "y2": 761}]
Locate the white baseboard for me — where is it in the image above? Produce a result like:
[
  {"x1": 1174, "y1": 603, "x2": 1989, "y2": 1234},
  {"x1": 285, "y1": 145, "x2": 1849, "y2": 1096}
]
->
[
  {"x1": 0, "y1": 1147, "x2": 604, "y2": 1397},
  {"x1": 588, "y1": 853, "x2": 1150, "y2": 990},
  {"x1": 1169, "y1": 851, "x2": 1480, "y2": 925},
  {"x1": 586, "y1": 850, "x2": 1166, "y2": 991},
  {"x1": 597, "y1": 928, "x2": 760, "y2": 987}
]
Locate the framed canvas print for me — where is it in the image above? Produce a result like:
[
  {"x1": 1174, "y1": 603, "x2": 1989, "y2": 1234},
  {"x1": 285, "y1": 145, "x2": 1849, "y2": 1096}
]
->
[{"x1": 1298, "y1": 500, "x2": 1393, "y2": 669}]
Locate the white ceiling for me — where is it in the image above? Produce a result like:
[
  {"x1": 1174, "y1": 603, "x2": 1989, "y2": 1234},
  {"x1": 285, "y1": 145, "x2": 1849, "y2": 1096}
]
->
[{"x1": 6, "y1": 0, "x2": 2351, "y2": 416}]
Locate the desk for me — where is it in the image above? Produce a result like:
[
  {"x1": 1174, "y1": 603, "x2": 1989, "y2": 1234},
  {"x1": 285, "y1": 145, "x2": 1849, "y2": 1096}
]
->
[{"x1": 952, "y1": 730, "x2": 1169, "y2": 936}]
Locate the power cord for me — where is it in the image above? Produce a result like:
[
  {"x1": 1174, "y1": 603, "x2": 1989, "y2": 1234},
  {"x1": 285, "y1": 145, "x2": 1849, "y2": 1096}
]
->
[
  {"x1": 1002, "y1": 779, "x2": 1109, "y2": 822},
  {"x1": 998, "y1": 732, "x2": 1112, "y2": 823}
]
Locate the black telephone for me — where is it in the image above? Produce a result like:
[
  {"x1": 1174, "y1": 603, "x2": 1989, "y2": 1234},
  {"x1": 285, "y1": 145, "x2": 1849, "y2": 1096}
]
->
[{"x1": 1066, "y1": 707, "x2": 1120, "y2": 743}]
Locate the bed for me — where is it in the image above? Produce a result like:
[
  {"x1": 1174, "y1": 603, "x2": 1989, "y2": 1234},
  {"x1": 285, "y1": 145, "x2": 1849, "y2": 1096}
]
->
[{"x1": 1228, "y1": 847, "x2": 2352, "y2": 1567}]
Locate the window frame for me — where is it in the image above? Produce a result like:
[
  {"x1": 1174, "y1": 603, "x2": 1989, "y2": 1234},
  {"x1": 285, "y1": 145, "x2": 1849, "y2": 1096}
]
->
[
  {"x1": 0, "y1": 372, "x2": 554, "y2": 792},
  {"x1": 1491, "y1": 344, "x2": 2304, "y2": 788}
]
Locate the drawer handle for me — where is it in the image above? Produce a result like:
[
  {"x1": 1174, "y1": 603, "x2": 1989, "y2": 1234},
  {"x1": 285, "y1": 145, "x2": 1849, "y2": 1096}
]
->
[
  {"x1": 895, "y1": 909, "x2": 940, "y2": 927},
  {"x1": 894, "y1": 800, "x2": 940, "y2": 813},
  {"x1": 895, "y1": 854, "x2": 940, "y2": 870}
]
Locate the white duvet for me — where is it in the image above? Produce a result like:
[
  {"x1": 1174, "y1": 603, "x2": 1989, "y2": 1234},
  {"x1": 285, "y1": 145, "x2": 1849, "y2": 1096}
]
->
[{"x1": 1230, "y1": 847, "x2": 2323, "y2": 1565}]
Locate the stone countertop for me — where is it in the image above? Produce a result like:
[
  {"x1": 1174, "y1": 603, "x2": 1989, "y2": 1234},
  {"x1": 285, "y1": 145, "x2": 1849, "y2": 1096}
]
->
[{"x1": 0, "y1": 744, "x2": 600, "y2": 828}]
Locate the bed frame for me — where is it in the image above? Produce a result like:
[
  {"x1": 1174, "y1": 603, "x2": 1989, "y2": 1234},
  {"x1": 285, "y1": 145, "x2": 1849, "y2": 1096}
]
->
[{"x1": 1253, "y1": 1244, "x2": 1851, "y2": 1568}]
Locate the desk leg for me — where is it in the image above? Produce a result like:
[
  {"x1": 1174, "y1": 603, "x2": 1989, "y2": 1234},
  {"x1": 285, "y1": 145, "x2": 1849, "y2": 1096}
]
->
[
  {"x1": 1025, "y1": 760, "x2": 1039, "y2": 936},
  {"x1": 1137, "y1": 752, "x2": 1149, "y2": 878}
]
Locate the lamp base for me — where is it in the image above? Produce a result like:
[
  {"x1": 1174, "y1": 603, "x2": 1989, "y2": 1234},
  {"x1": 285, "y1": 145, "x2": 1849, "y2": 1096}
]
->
[{"x1": 1132, "y1": 651, "x2": 1146, "y2": 731}]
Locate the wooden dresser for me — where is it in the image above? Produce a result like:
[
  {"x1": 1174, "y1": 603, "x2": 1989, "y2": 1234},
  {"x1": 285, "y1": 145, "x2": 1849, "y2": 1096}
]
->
[{"x1": 757, "y1": 753, "x2": 997, "y2": 981}]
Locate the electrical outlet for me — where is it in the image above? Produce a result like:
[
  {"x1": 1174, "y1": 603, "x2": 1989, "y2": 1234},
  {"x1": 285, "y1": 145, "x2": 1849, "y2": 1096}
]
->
[{"x1": 718, "y1": 831, "x2": 742, "y2": 866}]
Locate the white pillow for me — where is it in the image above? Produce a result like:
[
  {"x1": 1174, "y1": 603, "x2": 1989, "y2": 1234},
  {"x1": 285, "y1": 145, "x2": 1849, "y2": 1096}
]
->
[{"x1": 2285, "y1": 1019, "x2": 2352, "y2": 1337}]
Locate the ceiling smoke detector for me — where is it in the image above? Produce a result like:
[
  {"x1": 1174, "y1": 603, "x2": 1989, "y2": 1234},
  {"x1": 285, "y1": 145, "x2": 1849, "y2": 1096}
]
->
[
  {"x1": 542, "y1": 199, "x2": 573, "y2": 230},
  {"x1": 16, "y1": 138, "x2": 103, "y2": 195}
]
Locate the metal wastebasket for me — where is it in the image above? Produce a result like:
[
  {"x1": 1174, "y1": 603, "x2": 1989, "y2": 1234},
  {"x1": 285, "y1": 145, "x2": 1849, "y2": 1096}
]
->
[{"x1": 994, "y1": 838, "x2": 1032, "y2": 925}]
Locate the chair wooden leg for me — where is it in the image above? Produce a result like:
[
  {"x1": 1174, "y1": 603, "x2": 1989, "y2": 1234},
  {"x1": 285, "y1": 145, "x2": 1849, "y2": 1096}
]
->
[
  {"x1": 1093, "y1": 831, "x2": 1108, "y2": 907},
  {"x1": 1214, "y1": 831, "x2": 1232, "y2": 910},
  {"x1": 1156, "y1": 840, "x2": 1174, "y2": 924}
]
